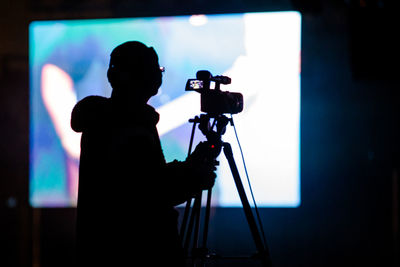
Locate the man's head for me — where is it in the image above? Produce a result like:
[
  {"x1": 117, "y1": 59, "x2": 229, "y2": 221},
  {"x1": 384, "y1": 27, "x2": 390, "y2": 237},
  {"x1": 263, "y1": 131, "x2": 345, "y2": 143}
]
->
[{"x1": 107, "y1": 41, "x2": 162, "y2": 103}]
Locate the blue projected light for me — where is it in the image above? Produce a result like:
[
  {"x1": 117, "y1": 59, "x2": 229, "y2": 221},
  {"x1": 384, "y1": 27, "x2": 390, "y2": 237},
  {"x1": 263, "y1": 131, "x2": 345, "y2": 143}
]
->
[{"x1": 29, "y1": 12, "x2": 301, "y2": 207}]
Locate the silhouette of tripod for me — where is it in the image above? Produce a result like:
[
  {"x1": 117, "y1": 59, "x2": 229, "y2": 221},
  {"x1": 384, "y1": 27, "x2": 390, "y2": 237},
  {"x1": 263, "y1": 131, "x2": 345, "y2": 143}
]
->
[{"x1": 180, "y1": 114, "x2": 272, "y2": 267}]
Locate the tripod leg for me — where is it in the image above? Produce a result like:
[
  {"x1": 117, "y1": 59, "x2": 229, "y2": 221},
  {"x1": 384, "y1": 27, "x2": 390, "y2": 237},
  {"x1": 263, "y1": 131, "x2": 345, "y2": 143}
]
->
[
  {"x1": 181, "y1": 117, "x2": 199, "y2": 246},
  {"x1": 192, "y1": 193, "x2": 202, "y2": 252},
  {"x1": 195, "y1": 189, "x2": 212, "y2": 267},
  {"x1": 223, "y1": 142, "x2": 272, "y2": 267},
  {"x1": 202, "y1": 189, "x2": 212, "y2": 249},
  {"x1": 180, "y1": 198, "x2": 192, "y2": 243},
  {"x1": 183, "y1": 192, "x2": 202, "y2": 254}
]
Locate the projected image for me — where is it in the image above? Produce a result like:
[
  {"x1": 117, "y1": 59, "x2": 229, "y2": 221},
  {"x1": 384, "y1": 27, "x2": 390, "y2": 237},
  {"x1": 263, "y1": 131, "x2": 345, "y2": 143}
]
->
[{"x1": 29, "y1": 12, "x2": 301, "y2": 207}]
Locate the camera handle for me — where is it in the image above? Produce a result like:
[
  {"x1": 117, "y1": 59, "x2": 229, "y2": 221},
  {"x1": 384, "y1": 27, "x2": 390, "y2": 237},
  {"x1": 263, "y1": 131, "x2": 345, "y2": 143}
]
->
[{"x1": 180, "y1": 115, "x2": 272, "y2": 267}]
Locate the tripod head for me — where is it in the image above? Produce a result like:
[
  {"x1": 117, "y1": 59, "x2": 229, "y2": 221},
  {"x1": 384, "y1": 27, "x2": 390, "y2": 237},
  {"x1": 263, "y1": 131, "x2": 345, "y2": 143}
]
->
[{"x1": 189, "y1": 114, "x2": 232, "y2": 162}]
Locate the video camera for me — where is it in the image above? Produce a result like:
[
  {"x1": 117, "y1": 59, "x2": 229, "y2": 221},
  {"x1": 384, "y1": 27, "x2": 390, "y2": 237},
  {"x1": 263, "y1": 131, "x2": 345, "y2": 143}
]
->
[{"x1": 185, "y1": 70, "x2": 243, "y2": 115}]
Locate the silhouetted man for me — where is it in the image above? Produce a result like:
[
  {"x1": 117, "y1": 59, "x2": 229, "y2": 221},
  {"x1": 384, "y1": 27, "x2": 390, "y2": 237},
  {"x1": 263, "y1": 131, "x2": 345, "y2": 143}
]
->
[{"x1": 71, "y1": 41, "x2": 216, "y2": 267}]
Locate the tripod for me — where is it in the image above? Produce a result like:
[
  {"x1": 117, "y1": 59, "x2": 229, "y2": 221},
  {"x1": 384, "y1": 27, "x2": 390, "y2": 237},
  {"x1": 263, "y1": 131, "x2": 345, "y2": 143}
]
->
[{"x1": 180, "y1": 114, "x2": 272, "y2": 267}]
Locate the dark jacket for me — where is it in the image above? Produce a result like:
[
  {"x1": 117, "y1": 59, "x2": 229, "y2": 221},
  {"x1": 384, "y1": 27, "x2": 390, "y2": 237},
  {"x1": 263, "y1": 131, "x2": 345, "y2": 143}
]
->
[{"x1": 71, "y1": 96, "x2": 198, "y2": 266}]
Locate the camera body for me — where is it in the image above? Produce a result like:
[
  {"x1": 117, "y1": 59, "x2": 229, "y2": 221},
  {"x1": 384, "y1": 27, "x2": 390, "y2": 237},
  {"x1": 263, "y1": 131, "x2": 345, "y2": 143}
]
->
[{"x1": 185, "y1": 70, "x2": 243, "y2": 115}]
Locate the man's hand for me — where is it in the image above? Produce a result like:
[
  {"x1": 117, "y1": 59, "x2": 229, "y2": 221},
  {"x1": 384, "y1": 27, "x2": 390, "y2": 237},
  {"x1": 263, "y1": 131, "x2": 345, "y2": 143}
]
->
[{"x1": 187, "y1": 142, "x2": 219, "y2": 190}]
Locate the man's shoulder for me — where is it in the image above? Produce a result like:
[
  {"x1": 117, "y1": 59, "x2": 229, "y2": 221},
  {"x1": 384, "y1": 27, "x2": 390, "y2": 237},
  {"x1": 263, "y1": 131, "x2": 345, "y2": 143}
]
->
[
  {"x1": 74, "y1": 95, "x2": 110, "y2": 114},
  {"x1": 71, "y1": 95, "x2": 110, "y2": 132},
  {"x1": 79, "y1": 95, "x2": 109, "y2": 106}
]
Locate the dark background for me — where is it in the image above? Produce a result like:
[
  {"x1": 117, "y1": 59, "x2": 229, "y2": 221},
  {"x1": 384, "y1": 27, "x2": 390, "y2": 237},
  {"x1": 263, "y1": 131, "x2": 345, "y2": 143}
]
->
[{"x1": 1, "y1": 0, "x2": 400, "y2": 266}]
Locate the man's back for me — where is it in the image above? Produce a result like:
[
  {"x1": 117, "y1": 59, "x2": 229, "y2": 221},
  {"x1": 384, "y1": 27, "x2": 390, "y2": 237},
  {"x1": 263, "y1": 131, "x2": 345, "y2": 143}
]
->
[{"x1": 72, "y1": 96, "x2": 183, "y2": 266}]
